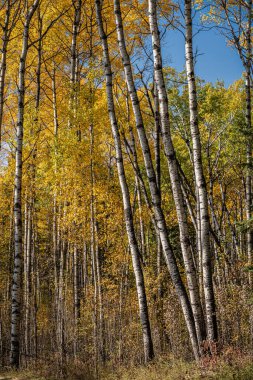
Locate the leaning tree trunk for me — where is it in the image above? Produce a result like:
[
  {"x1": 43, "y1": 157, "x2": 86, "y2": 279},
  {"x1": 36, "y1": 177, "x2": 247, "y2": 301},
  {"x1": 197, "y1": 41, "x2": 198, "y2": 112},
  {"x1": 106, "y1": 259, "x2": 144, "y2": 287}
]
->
[
  {"x1": 95, "y1": 0, "x2": 154, "y2": 362},
  {"x1": 10, "y1": 0, "x2": 40, "y2": 368},
  {"x1": 184, "y1": 0, "x2": 217, "y2": 342},
  {"x1": 153, "y1": 86, "x2": 163, "y2": 299},
  {"x1": 148, "y1": 0, "x2": 205, "y2": 349},
  {"x1": 113, "y1": 0, "x2": 200, "y2": 360}
]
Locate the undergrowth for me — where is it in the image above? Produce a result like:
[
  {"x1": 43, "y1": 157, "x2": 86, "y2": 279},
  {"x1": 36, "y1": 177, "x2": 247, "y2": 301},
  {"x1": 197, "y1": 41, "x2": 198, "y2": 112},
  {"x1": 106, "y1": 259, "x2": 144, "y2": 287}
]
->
[
  {"x1": 1, "y1": 349, "x2": 253, "y2": 380},
  {"x1": 103, "y1": 350, "x2": 253, "y2": 380}
]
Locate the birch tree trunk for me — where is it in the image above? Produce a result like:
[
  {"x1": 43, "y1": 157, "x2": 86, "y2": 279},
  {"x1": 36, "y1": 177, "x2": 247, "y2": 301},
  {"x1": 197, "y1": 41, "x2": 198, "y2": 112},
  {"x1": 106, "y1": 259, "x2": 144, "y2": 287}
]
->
[
  {"x1": 51, "y1": 63, "x2": 60, "y2": 351},
  {"x1": 24, "y1": 199, "x2": 32, "y2": 361},
  {"x1": 10, "y1": 0, "x2": 40, "y2": 368},
  {"x1": 70, "y1": 0, "x2": 82, "y2": 140},
  {"x1": 148, "y1": 0, "x2": 205, "y2": 348},
  {"x1": 245, "y1": 0, "x2": 252, "y2": 270},
  {"x1": 70, "y1": 0, "x2": 81, "y2": 85},
  {"x1": 73, "y1": 244, "x2": 80, "y2": 357},
  {"x1": 31, "y1": 223, "x2": 38, "y2": 359},
  {"x1": 0, "y1": 0, "x2": 11, "y2": 150},
  {"x1": 23, "y1": 8, "x2": 42, "y2": 361},
  {"x1": 113, "y1": 0, "x2": 200, "y2": 359},
  {"x1": 57, "y1": 219, "x2": 66, "y2": 369},
  {"x1": 0, "y1": 0, "x2": 20, "y2": 149},
  {"x1": 154, "y1": 85, "x2": 162, "y2": 287},
  {"x1": 184, "y1": 0, "x2": 217, "y2": 342},
  {"x1": 95, "y1": 0, "x2": 154, "y2": 362},
  {"x1": 90, "y1": 122, "x2": 99, "y2": 372},
  {"x1": 220, "y1": 0, "x2": 252, "y2": 272}
]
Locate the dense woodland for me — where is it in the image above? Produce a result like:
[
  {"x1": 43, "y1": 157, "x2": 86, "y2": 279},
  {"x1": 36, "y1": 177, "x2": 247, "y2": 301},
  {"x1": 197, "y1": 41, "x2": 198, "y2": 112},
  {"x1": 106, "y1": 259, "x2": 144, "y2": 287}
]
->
[{"x1": 0, "y1": 0, "x2": 252, "y2": 378}]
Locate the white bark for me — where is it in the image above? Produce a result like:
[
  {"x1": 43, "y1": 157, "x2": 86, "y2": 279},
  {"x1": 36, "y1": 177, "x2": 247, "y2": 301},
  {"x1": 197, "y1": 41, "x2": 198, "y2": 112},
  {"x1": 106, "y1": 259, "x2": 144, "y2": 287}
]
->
[
  {"x1": 0, "y1": 0, "x2": 10, "y2": 149},
  {"x1": 148, "y1": 0, "x2": 205, "y2": 348},
  {"x1": 95, "y1": 0, "x2": 154, "y2": 362},
  {"x1": 245, "y1": 0, "x2": 252, "y2": 268},
  {"x1": 11, "y1": 0, "x2": 40, "y2": 368},
  {"x1": 0, "y1": 0, "x2": 20, "y2": 149},
  {"x1": 73, "y1": 244, "x2": 80, "y2": 357},
  {"x1": 184, "y1": 0, "x2": 217, "y2": 342},
  {"x1": 114, "y1": 0, "x2": 200, "y2": 359}
]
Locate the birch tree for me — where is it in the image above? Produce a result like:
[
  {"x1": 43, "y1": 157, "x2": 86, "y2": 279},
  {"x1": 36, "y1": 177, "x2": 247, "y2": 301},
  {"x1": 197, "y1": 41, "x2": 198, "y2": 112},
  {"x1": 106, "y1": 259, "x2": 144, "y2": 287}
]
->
[
  {"x1": 95, "y1": 0, "x2": 154, "y2": 363},
  {"x1": 148, "y1": 0, "x2": 206, "y2": 348},
  {"x1": 198, "y1": 0, "x2": 253, "y2": 275},
  {"x1": 113, "y1": 0, "x2": 200, "y2": 359},
  {"x1": 184, "y1": 0, "x2": 218, "y2": 342},
  {"x1": 10, "y1": 0, "x2": 40, "y2": 368},
  {"x1": 0, "y1": 0, "x2": 21, "y2": 149}
]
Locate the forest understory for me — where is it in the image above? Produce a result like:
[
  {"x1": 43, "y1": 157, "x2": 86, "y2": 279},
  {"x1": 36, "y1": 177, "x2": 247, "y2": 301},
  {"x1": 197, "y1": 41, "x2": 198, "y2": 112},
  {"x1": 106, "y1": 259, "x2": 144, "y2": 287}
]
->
[
  {"x1": 1, "y1": 353, "x2": 253, "y2": 380},
  {"x1": 0, "y1": 0, "x2": 252, "y2": 379}
]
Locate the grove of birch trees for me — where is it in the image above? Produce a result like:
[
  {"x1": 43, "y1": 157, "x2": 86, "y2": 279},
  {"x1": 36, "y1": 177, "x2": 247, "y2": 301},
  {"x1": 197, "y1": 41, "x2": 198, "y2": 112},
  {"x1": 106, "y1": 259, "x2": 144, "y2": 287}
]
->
[{"x1": 0, "y1": 0, "x2": 252, "y2": 377}]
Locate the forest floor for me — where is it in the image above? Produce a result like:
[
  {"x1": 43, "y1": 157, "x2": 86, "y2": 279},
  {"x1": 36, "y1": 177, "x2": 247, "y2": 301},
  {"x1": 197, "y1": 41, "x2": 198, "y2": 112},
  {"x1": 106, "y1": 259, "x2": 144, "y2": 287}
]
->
[
  {"x1": 103, "y1": 358, "x2": 253, "y2": 380},
  {"x1": 0, "y1": 374, "x2": 44, "y2": 380},
  {"x1": 1, "y1": 355, "x2": 253, "y2": 380}
]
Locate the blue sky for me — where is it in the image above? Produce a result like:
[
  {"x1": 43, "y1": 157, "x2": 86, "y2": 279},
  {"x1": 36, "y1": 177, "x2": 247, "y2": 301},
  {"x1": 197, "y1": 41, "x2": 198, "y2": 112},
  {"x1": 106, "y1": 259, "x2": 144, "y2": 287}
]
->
[{"x1": 162, "y1": 23, "x2": 244, "y2": 87}]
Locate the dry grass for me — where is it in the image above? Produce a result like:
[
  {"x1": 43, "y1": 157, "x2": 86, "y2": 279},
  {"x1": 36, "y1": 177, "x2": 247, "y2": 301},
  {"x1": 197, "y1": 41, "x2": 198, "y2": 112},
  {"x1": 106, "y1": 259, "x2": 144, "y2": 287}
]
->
[
  {"x1": 1, "y1": 350, "x2": 253, "y2": 380},
  {"x1": 102, "y1": 351, "x2": 253, "y2": 380},
  {"x1": 0, "y1": 371, "x2": 46, "y2": 380}
]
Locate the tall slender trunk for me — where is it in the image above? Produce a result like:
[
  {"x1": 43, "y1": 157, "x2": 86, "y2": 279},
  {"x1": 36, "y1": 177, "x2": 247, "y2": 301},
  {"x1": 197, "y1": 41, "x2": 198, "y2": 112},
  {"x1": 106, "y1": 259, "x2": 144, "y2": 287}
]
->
[
  {"x1": 136, "y1": 178, "x2": 146, "y2": 260},
  {"x1": 57, "y1": 216, "x2": 66, "y2": 369},
  {"x1": 52, "y1": 65, "x2": 59, "y2": 137},
  {"x1": 31, "y1": 222, "x2": 38, "y2": 359},
  {"x1": 153, "y1": 85, "x2": 164, "y2": 348},
  {"x1": 70, "y1": 0, "x2": 81, "y2": 85},
  {"x1": 83, "y1": 240, "x2": 88, "y2": 296},
  {"x1": 90, "y1": 117, "x2": 98, "y2": 373},
  {"x1": 245, "y1": 0, "x2": 252, "y2": 269},
  {"x1": 23, "y1": 199, "x2": 28, "y2": 362},
  {"x1": 10, "y1": 0, "x2": 40, "y2": 368},
  {"x1": 73, "y1": 244, "x2": 80, "y2": 357},
  {"x1": 113, "y1": 0, "x2": 200, "y2": 359},
  {"x1": 148, "y1": 0, "x2": 205, "y2": 348},
  {"x1": 184, "y1": 0, "x2": 217, "y2": 342},
  {"x1": 24, "y1": 199, "x2": 32, "y2": 361},
  {"x1": 71, "y1": 3, "x2": 82, "y2": 351},
  {"x1": 23, "y1": 9, "x2": 42, "y2": 362},
  {"x1": 0, "y1": 0, "x2": 20, "y2": 149},
  {"x1": 0, "y1": 0, "x2": 11, "y2": 149},
  {"x1": 126, "y1": 96, "x2": 146, "y2": 260},
  {"x1": 70, "y1": 0, "x2": 81, "y2": 140},
  {"x1": 95, "y1": 0, "x2": 154, "y2": 362},
  {"x1": 153, "y1": 85, "x2": 162, "y2": 293},
  {"x1": 94, "y1": 218, "x2": 106, "y2": 363},
  {"x1": 52, "y1": 64, "x2": 60, "y2": 345}
]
